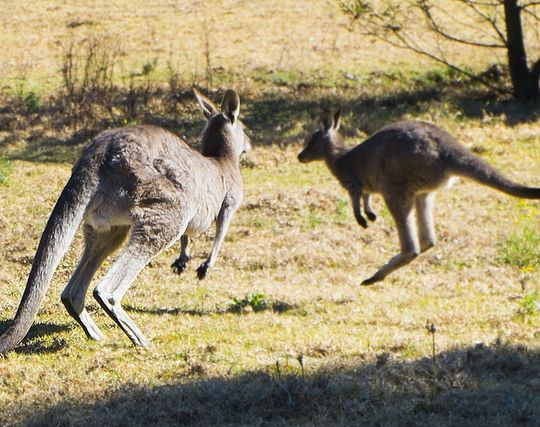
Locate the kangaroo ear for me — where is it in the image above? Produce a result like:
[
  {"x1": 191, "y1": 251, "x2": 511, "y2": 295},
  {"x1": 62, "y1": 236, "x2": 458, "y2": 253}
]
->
[
  {"x1": 319, "y1": 109, "x2": 334, "y2": 133},
  {"x1": 194, "y1": 88, "x2": 218, "y2": 120},
  {"x1": 221, "y1": 89, "x2": 240, "y2": 124},
  {"x1": 333, "y1": 110, "x2": 342, "y2": 130}
]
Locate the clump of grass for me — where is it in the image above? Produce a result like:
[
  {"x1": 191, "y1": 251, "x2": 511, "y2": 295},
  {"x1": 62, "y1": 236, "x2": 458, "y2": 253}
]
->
[
  {"x1": 227, "y1": 293, "x2": 269, "y2": 313},
  {"x1": 22, "y1": 91, "x2": 41, "y2": 112},
  {"x1": 518, "y1": 292, "x2": 539, "y2": 316},
  {"x1": 335, "y1": 197, "x2": 348, "y2": 220},
  {"x1": 0, "y1": 157, "x2": 14, "y2": 184},
  {"x1": 306, "y1": 208, "x2": 324, "y2": 230},
  {"x1": 497, "y1": 225, "x2": 540, "y2": 271}
]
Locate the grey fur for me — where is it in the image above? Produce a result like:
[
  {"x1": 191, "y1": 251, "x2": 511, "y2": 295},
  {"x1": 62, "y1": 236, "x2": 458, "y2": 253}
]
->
[
  {"x1": 0, "y1": 89, "x2": 249, "y2": 353},
  {"x1": 298, "y1": 110, "x2": 540, "y2": 285}
]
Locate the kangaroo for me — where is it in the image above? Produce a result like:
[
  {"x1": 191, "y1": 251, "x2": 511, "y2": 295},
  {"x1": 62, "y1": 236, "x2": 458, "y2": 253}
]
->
[
  {"x1": 298, "y1": 110, "x2": 540, "y2": 285},
  {"x1": 0, "y1": 89, "x2": 250, "y2": 353}
]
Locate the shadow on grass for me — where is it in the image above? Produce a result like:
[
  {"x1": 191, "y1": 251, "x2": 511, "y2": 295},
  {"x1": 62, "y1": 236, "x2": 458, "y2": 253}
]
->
[
  {"x1": 124, "y1": 300, "x2": 297, "y2": 316},
  {"x1": 9, "y1": 342, "x2": 540, "y2": 426},
  {"x1": 124, "y1": 304, "x2": 217, "y2": 317},
  {"x1": 1, "y1": 72, "x2": 538, "y2": 165},
  {"x1": 0, "y1": 320, "x2": 71, "y2": 355},
  {"x1": 244, "y1": 87, "x2": 540, "y2": 146}
]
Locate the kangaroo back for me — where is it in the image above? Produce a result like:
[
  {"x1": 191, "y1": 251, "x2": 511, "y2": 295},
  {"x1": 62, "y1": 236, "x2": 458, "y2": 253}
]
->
[
  {"x1": 0, "y1": 155, "x2": 99, "y2": 353},
  {"x1": 444, "y1": 144, "x2": 540, "y2": 199}
]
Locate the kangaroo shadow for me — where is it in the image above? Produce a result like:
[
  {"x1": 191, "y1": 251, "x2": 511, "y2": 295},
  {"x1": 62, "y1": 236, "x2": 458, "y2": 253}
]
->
[
  {"x1": 0, "y1": 320, "x2": 71, "y2": 355},
  {"x1": 10, "y1": 342, "x2": 540, "y2": 426}
]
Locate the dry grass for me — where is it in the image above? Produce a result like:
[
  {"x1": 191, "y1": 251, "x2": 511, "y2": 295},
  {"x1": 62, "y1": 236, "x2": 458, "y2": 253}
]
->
[
  {"x1": 0, "y1": 0, "x2": 508, "y2": 92},
  {"x1": 1, "y1": 135, "x2": 539, "y2": 426},
  {"x1": 1, "y1": 1, "x2": 540, "y2": 426}
]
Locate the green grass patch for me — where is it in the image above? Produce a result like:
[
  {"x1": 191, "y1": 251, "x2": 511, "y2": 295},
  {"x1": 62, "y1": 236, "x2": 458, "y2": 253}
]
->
[
  {"x1": 334, "y1": 197, "x2": 349, "y2": 221},
  {"x1": 305, "y1": 208, "x2": 325, "y2": 230},
  {"x1": 518, "y1": 292, "x2": 540, "y2": 316},
  {"x1": 497, "y1": 225, "x2": 540, "y2": 271},
  {"x1": 227, "y1": 293, "x2": 269, "y2": 313},
  {"x1": 0, "y1": 157, "x2": 14, "y2": 184}
]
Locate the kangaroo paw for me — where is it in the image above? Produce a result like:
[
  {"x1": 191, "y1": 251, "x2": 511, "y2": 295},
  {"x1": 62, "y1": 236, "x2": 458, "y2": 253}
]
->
[
  {"x1": 356, "y1": 216, "x2": 368, "y2": 229},
  {"x1": 196, "y1": 261, "x2": 210, "y2": 280},
  {"x1": 171, "y1": 256, "x2": 189, "y2": 275},
  {"x1": 366, "y1": 212, "x2": 377, "y2": 222}
]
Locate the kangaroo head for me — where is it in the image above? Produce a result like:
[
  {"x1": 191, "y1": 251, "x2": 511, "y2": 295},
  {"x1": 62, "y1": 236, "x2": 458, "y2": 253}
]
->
[
  {"x1": 194, "y1": 88, "x2": 251, "y2": 158},
  {"x1": 298, "y1": 109, "x2": 341, "y2": 163}
]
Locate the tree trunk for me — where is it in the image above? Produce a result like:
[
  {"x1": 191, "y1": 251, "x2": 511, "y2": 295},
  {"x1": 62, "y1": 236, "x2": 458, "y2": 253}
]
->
[{"x1": 504, "y1": 0, "x2": 539, "y2": 101}]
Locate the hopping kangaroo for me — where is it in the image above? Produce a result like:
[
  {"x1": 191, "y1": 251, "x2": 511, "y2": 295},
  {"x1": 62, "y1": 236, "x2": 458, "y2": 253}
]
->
[
  {"x1": 0, "y1": 89, "x2": 250, "y2": 353},
  {"x1": 298, "y1": 110, "x2": 540, "y2": 285}
]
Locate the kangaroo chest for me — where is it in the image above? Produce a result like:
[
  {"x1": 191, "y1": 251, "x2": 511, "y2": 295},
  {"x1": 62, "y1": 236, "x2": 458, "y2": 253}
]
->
[{"x1": 184, "y1": 191, "x2": 225, "y2": 236}]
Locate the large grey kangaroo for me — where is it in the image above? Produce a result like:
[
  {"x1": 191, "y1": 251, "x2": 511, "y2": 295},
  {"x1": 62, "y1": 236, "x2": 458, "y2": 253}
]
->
[
  {"x1": 0, "y1": 89, "x2": 250, "y2": 353},
  {"x1": 298, "y1": 110, "x2": 540, "y2": 285}
]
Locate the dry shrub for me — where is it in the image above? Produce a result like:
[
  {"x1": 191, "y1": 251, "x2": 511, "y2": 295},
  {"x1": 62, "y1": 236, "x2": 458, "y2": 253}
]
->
[{"x1": 60, "y1": 36, "x2": 121, "y2": 126}]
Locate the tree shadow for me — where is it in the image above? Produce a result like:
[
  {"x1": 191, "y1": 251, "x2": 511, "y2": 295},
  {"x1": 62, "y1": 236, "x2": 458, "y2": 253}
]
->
[
  {"x1": 244, "y1": 85, "x2": 539, "y2": 148},
  {"x1": 1, "y1": 73, "x2": 538, "y2": 165},
  {"x1": 0, "y1": 320, "x2": 71, "y2": 355},
  {"x1": 11, "y1": 342, "x2": 540, "y2": 426}
]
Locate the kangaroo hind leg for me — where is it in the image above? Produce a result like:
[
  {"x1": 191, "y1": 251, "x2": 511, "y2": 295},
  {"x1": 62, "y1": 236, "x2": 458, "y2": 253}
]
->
[
  {"x1": 362, "y1": 191, "x2": 419, "y2": 285},
  {"x1": 415, "y1": 192, "x2": 437, "y2": 252},
  {"x1": 93, "y1": 220, "x2": 182, "y2": 347},
  {"x1": 61, "y1": 225, "x2": 130, "y2": 341}
]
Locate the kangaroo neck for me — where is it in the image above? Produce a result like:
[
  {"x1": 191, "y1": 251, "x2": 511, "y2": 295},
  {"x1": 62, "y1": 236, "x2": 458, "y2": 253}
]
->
[
  {"x1": 211, "y1": 154, "x2": 240, "y2": 176},
  {"x1": 324, "y1": 142, "x2": 347, "y2": 178}
]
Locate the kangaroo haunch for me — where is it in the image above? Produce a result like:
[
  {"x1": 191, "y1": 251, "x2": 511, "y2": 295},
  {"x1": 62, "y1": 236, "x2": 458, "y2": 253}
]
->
[
  {"x1": 298, "y1": 110, "x2": 540, "y2": 285},
  {"x1": 0, "y1": 89, "x2": 250, "y2": 353}
]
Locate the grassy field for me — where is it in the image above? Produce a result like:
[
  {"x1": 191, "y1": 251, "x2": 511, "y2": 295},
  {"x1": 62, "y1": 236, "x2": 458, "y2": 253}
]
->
[{"x1": 1, "y1": 1, "x2": 540, "y2": 426}]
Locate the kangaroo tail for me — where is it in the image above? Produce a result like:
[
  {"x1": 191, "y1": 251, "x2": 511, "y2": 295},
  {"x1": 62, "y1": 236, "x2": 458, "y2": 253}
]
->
[
  {"x1": 0, "y1": 155, "x2": 99, "y2": 354},
  {"x1": 446, "y1": 147, "x2": 540, "y2": 199}
]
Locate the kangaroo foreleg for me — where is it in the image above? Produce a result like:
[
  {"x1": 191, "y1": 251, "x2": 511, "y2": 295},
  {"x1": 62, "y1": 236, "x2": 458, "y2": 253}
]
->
[
  {"x1": 350, "y1": 189, "x2": 368, "y2": 228},
  {"x1": 197, "y1": 204, "x2": 237, "y2": 279},
  {"x1": 171, "y1": 235, "x2": 190, "y2": 275},
  {"x1": 363, "y1": 193, "x2": 376, "y2": 222},
  {"x1": 362, "y1": 192, "x2": 419, "y2": 285}
]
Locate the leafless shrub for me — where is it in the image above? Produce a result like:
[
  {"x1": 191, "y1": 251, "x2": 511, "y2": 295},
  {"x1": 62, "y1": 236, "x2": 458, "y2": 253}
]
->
[
  {"x1": 202, "y1": 18, "x2": 214, "y2": 90},
  {"x1": 166, "y1": 62, "x2": 183, "y2": 119},
  {"x1": 60, "y1": 36, "x2": 121, "y2": 126},
  {"x1": 122, "y1": 58, "x2": 159, "y2": 121}
]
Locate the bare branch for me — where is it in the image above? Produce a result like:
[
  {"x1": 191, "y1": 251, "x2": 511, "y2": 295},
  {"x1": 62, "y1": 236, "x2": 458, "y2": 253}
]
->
[
  {"x1": 465, "y1": 0, "x2": 502, "y2": 5},
  {"x1": 522, "y1": 6, "x2": 540, "y2": 19},
  {"x1": 466, "y1": 0, "x2": 502, "y2": 6},
  {"x1": 369, "y1": 24, "x2": 510, "y2": 94},
  {"x1": 461, "y1": 0, "x2": 508, "y2": 44},
  {"x1": 416, "y1": 1, "x2": 506, "y2": 48}
]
